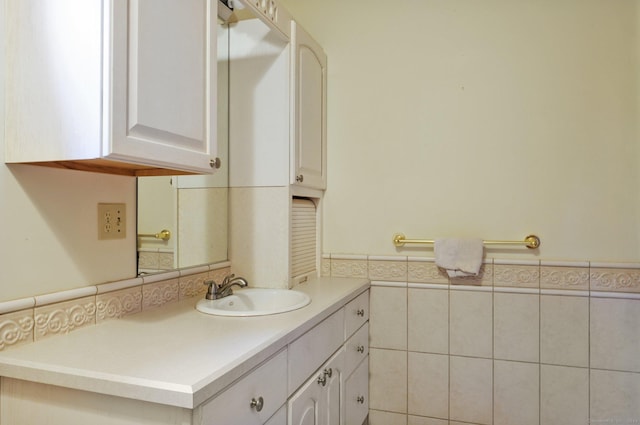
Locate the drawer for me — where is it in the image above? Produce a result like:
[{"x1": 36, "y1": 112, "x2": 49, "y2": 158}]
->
[
  {"x1": 344, "y1": 322, "x2": 369, "y2": 377},
  {"x1": 200, "y1": 349, "x2": 287, "y2": 425},
  {"x1": 345, "y1": 356, "x2": 369, "y2": 425},
  {"x1": 265, "y1": 405, "x2": 286, "y2": 425},
  {"x1": 288, "y1": 308, "x2": 345, "y2": 395},
  {"x1": 345, "y1": 290, "x2": 369, "y2": 338}
]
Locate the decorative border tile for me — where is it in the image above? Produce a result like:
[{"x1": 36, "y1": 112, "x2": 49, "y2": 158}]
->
[
  {"x1": 368, "y1": 260, "x2": 407, "y2": 282},
  {"x1": 138, "y1": 251, "x2": 159, "y2": 270},
  {"x1": 0, "y1": 309, "x2": 35, "y2": 350},
  {"x1": 142, "y1": 279, "x2": 179, "y2": 310},
  {"x1": 331, "y1": 258, "x2": 368, "y2": 278},
  {"x1": 96, "y1": 287, "x2": 142, "y2": 323},
  {"x1": 494, "y1": 263, "x2": 539, "y2": 288},
  {"x1": 320, "y1": 257, "x2": 331, "y2": 277},
  {"x1": 590, "y1": 267, "x2": 640, "y2": 293},
  {"x1": 540, "y1": 266, "x2": 589, "y2": 291},
  {"x1": 158, "y1": 252, "x2": 175, "y2": 270},
  {"x1": 179, "y1": 272, "x2": 210, "y2": 299},
  {"x1": 408, "y1": 259, "x2": 449, "y2": 284},
  {"x1": 209, "y1": 267, "x2": 231, "y2": 286},
  {"x1": 34, "y1": 297, "x2": 96, "y2": 341},
  {"x1": 450, "y1": 262, "x2": 493, "y2": 287}
]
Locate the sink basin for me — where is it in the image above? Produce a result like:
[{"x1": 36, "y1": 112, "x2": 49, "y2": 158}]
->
[{"x1": 195, "y1": 288, "x2": 311, "y2": 317}]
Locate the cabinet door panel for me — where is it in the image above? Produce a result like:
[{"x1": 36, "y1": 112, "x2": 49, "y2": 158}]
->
[
  {"x1": 345, "y1": 357, "x2": 369, "y2": 425},
  {"x1": 288, "y1": 374, "x2": 322, "y2": 425},
  {"x1": 292, "y1": 21, "x2": 326, "y2": 189},
  {"x1": 110, "y1": 0, "x2": 216, "y2": 172}
]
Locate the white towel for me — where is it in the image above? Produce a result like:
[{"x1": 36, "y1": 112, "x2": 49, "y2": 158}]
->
[{"x1": 434, "y1": 238, "x2": 484, "y2": 278}]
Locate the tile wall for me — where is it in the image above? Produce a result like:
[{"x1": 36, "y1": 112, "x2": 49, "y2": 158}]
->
[{"x1": 321, "y1": 255, "x2": 640, "y2": 425}]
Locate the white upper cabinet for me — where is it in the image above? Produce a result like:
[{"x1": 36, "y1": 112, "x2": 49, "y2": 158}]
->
[
  {"x1": 228, "y1": 1, "x2": 327, "y2": 192},
  {"x1": 4, "y1": 0, "x2": 218, "y2": 176},
  {"x1": 291, "y1": 21, "x2": 327, "y2": 190}
]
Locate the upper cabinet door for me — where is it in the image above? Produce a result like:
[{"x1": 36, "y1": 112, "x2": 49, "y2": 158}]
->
[
  {"x1": 4, "y1": 0, "x2": 218, "y2": 176},
  {"x1": 109, "y1": 0, "x2": 218, "y2": 173},
  {"x1": 291, "y1": 21, "x2": 327, "y2": 190}
]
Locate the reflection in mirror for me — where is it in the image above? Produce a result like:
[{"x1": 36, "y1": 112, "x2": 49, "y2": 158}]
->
[{"x1": 137, "y1": 14, "x2": 230, "y2": 275}]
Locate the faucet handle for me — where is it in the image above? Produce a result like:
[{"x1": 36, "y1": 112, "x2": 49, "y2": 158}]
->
[
  {"x1": 203, "y1": 280, "x2": 218, "y2": 300},
  {"x1": 222, "y1": 273, "x2": 235, "y2": 285}
]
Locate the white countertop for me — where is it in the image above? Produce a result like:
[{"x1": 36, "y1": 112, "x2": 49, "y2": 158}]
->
[{"x1": 0, "y1": 277, "x2": 369, "y2": 409}]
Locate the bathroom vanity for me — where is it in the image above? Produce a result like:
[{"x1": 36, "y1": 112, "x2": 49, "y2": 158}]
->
[{"x1": 0, "y1": 277, "x2": 369, "y2": 425}]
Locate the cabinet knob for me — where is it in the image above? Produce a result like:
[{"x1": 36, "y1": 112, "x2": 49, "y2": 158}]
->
[
  {"x1": 295, "y1": 174, "x2": 304, "y2": 182},
  {"x1": 357, "y1": 345, "x2": 365, "y2": 353},
  {"x1": 250, "y1": 396, "x2": 264, "y2": 412},
  {"x1": 324, "y1": 367, "x2": 333, "y2": 378},
  {"x1": 210, "y1": 157, "x2": 221, "y2": 169},
  {"x1": 317, "y1": 374, "x2": 327, "y2": 387},
  {"x1": 357, "y1": 396, "x2": 365, "y2": 404},
  {"x1": 356, "y1": 308, "x2": 365, "y2": 317}
]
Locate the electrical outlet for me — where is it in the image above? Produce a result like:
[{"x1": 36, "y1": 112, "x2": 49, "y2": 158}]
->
[{"x1": 98, "y1": 203, "x2": 126, "y2": 240}]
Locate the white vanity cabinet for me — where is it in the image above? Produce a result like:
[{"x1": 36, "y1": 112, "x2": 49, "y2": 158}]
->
[
  {"x1": 291, "y1": 21, "x2": 328, "y2": 191},
  {"x1": 0, "y1": 282, "x2": 370, "y2": 425},
  {"x1": 288, "y1": 290, "x2": 370, "y2": 425},
  {"x1": 4, "y1": 0, "x2": 218, "y2": 176},
  {"x1": 198, "y1": 349, "x2": 288, "y2": 425}
]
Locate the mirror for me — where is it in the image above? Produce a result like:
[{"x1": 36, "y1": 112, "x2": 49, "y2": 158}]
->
[{"x1": 136, "y1": 14, "x2": 230, "y2": 274}]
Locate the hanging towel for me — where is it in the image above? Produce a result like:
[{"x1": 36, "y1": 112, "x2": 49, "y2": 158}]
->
[{"x1": 434, "y1": 238, "x2": 484, "y2": 278}]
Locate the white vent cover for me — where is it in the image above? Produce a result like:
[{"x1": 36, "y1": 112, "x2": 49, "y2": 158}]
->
[{"x1": 291, "y1": 198, "x2": 317, "y2": 279}]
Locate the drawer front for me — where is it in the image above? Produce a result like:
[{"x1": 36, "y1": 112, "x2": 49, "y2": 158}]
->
[
  {"x1": 345, "y1": 356, "x2": 369, "y2": 425},
  {"x1": 200, "y1": 349, "x2": 287, "y2": 425},
  {"x1": 345, "y1": 290, "x2": 369, "y2": 338},
  {"x1": 288, "y1": 308, "x2": 345, "y2": 395},
  {"x1": 344, "y1": 322, "x2": 369, "y2": 378},
  {"x1": 265, "y1": 405, "x2": 287, "y2": 425}
]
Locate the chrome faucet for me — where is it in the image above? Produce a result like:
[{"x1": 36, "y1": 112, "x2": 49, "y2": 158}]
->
[{"x1": 203, "y1": 274, "x2": 249, "y2": 300}]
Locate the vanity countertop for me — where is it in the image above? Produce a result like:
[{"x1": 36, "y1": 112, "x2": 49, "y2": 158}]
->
[{"x1": 0, "y1": 277, "x2": 369, "y2": 409}]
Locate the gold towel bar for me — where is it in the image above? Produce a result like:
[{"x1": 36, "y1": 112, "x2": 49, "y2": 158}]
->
[
  {"x1": 393, "y1": 233, "x2": 540, "y2": 249},
  {"x1": 137, "y1": 229, "x2": 171, "y2": 241}
]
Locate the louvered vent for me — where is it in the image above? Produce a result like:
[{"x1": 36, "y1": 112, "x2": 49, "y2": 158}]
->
[{"x1": 291, "y1": 198, "x2": 317, "y2": 279}]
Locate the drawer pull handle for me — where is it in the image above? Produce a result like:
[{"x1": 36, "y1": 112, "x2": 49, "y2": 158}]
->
[
  {"x1": 356, "y1": 309, "x2": 365, "y2": 317},
  {"x1": 357, "y1": 396, "x2": 365, "y2": 404},
  {"x1": 324, "y1": 368, "x2": 333, "y2": 378},
  {"x1": 250, "y1": 396, "x2": 264, "y2": 412},
  {"x1": 317, "y1": 374, "x2": 327, "y2": 386},
  {"x1": 357, "y1": 345, "x2": 365, "y2": 353}
]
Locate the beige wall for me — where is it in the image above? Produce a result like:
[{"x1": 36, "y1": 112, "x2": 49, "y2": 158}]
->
[
  {"x1": 281, "y1": 0, "x2": 640, "y2": 261},
  {"x1": 0, "y1": 1, "x2": 136, "y2": 302}
]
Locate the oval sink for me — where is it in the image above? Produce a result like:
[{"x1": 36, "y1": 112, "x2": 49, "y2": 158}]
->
[{"x1": 195, "y1": 288, "x2": 311, "y2": 317}]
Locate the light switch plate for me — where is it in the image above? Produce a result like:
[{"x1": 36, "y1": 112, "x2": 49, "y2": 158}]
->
[{"x1": 98, "y1": 203, "x2": 126, "y2": 240}]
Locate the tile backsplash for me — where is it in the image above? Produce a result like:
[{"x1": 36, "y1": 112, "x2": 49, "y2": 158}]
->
[
  {"x1": 322, "y1": 254, "x2": 640, "y2": 425},
  {"x1": 0, "y1": 262, "x2": 230, "y2": 351}
]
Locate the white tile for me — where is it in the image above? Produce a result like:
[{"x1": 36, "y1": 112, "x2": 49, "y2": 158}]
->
[
  {"x1": 408, "y1": 352, "x2": 448, "y2": 419},
  {"x1": 408, "y1": 416, "x2": 448, "y2": 425},
  {"x1": 540, "y1": 365, "x2": 589, "y2": 425},
  {"x1": 494, "y1": 360, "x2": 539, "y2": 425},
  {"x1": 540, "y1": 295, "x2": 589, "y2": 367},
  {"x1": 494, "y1": 293, "x2": 539, "y2": 362},
  {"x1": 370, "y1": 348, "x2": 407, "y2": 413},
  {"x1": 450, "y1": 356, "x2": 492, "y2": 425},
  {"x1": 591, "y1": 369, "x2": 640, "y2": 423},
  {"x1": 591, "y1": 297, "x2": 640, "y2": 372},
  {"x1": 369, "y1": 410, "x2": 407, "y2": 425},
  {"x1": 450, "y1": 291, "x2": 492, "y2": 358},
  {"x1": 408, "y1": 288, "x2": 448, "y2": 354},
  {"x1": 370, "y1": 286, "x2": 407, "y2": 350}
]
